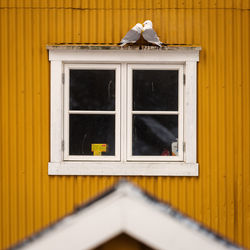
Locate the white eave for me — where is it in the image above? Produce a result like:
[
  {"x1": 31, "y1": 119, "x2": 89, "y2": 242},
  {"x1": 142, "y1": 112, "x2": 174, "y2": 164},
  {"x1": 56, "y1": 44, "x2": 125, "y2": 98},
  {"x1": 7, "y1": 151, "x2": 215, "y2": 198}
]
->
[
  {"x1": 14, "y1": 181, "x2": 240, "y2": 250},
  {"x1": 47, "y1": 44, "x2": 201, "y2": 62}
]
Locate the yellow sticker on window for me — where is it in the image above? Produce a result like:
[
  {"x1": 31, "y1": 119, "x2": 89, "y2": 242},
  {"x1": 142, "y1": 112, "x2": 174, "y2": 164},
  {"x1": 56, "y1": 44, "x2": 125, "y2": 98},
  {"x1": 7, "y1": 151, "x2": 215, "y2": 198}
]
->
[{"x1": 91, "y1": 144, "x2": 107, "y2": 156}]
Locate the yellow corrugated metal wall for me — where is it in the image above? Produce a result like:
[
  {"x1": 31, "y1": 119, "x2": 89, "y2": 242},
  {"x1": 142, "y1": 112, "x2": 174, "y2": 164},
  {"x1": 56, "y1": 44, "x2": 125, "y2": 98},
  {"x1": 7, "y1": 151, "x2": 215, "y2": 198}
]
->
[{"x1": 0, "y1": 0, "x2": 249, "y2": 249}]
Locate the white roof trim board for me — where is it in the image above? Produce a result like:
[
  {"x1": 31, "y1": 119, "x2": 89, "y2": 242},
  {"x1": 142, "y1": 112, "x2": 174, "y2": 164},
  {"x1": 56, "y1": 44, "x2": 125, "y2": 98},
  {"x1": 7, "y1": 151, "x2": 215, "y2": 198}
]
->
[{"x1": 13, "y1": 181, "x2": 241, "y2": 250}]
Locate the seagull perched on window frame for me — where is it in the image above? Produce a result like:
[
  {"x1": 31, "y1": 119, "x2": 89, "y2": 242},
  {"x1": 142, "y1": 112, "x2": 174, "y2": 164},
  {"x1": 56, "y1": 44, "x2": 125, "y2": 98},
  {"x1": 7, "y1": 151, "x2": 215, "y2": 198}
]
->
[
  {"x1": 118, "y1": 23, "x2": 143, "y2": 47},
  {"x1": 142, "y1": 20, "x2": 163, "y2": 47}
]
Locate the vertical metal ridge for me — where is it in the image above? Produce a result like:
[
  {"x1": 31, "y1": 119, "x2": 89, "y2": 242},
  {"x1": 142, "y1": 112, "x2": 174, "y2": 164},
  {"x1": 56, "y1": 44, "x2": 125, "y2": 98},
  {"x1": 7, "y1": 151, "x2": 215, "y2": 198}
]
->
[
  {"x1": 217, "y1": 7, "x2": 227, "y2": 237},
  {"x1": 209, "y1": 7, "x2": 219, "y2": 234},
  {"x1": 232, "y1": 7, "x2": 243, "y2": 245},
  {"x1": 242, "y1": 8, "x2": 250, "y2": 247},
  {"x1": 225, "y1": 8, "x2": 235, "y2": 240},
  {"x1": 198, "y1": 7, "x2": 209, "y2": 227},
  {"x1": 24, "y1": 4, "x2": 35, "y2": 240},
  {"x1": 1, "y1": 7, "x2": 10, "y2": 249},
  {"x1": 0, "y1": 7, "x2": 3, "y2": 247},
  {"x1": 17, "y1": 5, "x2": 26, "y2": 244},
  {"x1": 10, "y1": 6, "x2": 18, "y2": 245},
  {"x1": 0, "y1": 1, "x2": 250, "y2": 249},
  {"x1": 34, "y1": 5, "x2": 43, "y2": 234},
  {"x1": 41, "y1": 0, "x2": 50, "y2": 232}
]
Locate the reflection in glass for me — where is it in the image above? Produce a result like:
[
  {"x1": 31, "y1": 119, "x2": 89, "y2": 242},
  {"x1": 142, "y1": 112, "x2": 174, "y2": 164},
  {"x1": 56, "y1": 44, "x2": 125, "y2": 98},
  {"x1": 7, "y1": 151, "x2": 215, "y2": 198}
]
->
[
  {"x1": 132, "y1": 115, "x2": 178, "y2": 156},
  {"x1": 70, "y1": 70, "x2": 115, "y2": 111},
  {"x1": 69, "y1": 114, "x2": 115, "y2": 155},
  {"x1": 133, "y1": 70, "x2": 178, "y2": 111}
]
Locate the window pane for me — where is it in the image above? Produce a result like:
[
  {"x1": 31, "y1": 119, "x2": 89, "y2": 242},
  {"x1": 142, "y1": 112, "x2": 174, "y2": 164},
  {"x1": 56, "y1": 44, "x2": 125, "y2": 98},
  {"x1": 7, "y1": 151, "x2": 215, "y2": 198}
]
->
[
  {"x1": 133, "y1": 70, "x2": 178, "y2": 111},
  {"x1": 70, "y1": 70, "x2": 115, "y2": 110},
  {"x1": 132, "y1": 115, "x2": 178, "y2": 156},
  {"x1": 69, "y1": 114, "x2": 115, "y2": 155}
]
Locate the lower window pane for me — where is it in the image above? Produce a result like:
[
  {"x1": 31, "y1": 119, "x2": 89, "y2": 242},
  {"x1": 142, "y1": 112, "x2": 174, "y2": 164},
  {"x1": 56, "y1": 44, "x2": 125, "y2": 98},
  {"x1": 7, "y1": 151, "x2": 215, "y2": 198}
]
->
[
  {"x1": 132, "y1": 115, "x2": 178, "y2": 156},
  {"x1": 69, "y1": 114, "x2": 115, "y2": 156}
]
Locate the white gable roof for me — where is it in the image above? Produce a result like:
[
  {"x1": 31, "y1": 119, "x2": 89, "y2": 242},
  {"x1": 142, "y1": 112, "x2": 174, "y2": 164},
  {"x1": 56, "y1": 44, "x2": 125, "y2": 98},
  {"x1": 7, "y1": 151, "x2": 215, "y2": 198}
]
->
[{"x1": 15, "y1": 181, "x2": 240, "y2": 250}]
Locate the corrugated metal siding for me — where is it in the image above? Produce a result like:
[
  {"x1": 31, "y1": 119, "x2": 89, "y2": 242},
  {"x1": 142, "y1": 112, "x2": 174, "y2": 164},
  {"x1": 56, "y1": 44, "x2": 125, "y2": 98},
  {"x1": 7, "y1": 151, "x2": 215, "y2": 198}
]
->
[{"x1": 0, "y1": 0, "x2": 249, "y2": 249}]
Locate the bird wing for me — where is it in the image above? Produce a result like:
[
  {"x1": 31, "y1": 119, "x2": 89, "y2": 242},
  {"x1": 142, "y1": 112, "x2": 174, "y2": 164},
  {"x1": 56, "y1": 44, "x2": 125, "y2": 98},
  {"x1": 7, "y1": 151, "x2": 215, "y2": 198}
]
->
[
  {"x1": 120, "y1": 29, "x2": 141, "y2": 43},
  {"x1": 142, "y1": 28, "x2": 161, "y2": 44}
]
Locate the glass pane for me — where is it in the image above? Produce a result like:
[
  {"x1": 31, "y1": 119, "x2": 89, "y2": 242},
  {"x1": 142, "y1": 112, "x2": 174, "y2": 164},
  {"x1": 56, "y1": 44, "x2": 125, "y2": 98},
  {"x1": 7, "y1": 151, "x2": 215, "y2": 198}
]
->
[
  {"x1": 69, "y1": 114, "x2": 115, "y2": 156},
  {"x1": 70, "y1": 69, "x2": 115, "y2": 110},
  {"x1": 132, "y1": 115, "x2": 178, "y2": 156},
  {"x1": 133, "y1": 70, "x2": 178, "y2": 111}
]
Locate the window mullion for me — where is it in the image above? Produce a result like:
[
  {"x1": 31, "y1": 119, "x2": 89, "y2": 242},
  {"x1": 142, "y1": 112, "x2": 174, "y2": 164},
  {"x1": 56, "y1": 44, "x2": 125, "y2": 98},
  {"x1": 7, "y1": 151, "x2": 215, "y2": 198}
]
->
[
  {"x1": 69, "y1": 110, "x2": 116, "y2": 115},
  {"x1": 120, "y1": 63, "x2": 127, "y2": 162},
  {"x1": 132, "y1": 111, "x2": 179, "y2": 115}
]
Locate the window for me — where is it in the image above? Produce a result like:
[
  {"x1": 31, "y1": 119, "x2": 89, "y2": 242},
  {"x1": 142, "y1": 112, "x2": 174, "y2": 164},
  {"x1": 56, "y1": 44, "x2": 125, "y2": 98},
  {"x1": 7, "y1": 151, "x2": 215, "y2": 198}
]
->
[
  {"x1": 48, "y1": 46, "x2": 200, "y2": 176},
  {"x1": 127, "y1": 64, "x2": 183, "y2": 162},
  {"x1": 64, "y1": 64, "x2": 120, "y2": 161}
]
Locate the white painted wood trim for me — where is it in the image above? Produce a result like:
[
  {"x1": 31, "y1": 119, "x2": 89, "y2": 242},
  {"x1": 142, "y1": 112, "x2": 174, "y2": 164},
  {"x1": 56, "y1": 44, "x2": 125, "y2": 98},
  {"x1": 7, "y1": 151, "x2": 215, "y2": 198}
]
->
[
  {"x1": 178, "y1": 66, "x2": 184, "y2": 161},
  {"x1": 68, "y1": 110, "x2": 116, "y2": 114},
  {"x1": 121, "y1": 63, "x2": 127, "y2": 162},
  {"x1": 127, "y1": 64, "x2": 133, "y2": 160},
  {"x1": 63, "y1": 64, "x2": 70, "y2": 160},
  {"x1": 48, "y1": 48, "x2": 200, "y2": 176},
  {"x1": 132, "y1": 111, "x2": 179, "y2": 115},
  {"x1": 184, "y1": 62, "x2": 197, "y2": 163},
  {"x1": 48, "y1": 49, "x2": 200, "y2": 62},
  {"x1": 48, "y1": 162, "x2": 199, "y2": 176},
  {"x1": 50, "y1": 60, "x2": 63, "y2": 162}
]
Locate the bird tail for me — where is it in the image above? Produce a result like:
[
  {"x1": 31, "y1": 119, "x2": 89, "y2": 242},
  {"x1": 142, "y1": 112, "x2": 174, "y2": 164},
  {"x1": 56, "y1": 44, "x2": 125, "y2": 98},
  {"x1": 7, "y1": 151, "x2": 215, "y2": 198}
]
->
[{"x1": 118, "y1": 42, "x2": 126, "y2": 47}]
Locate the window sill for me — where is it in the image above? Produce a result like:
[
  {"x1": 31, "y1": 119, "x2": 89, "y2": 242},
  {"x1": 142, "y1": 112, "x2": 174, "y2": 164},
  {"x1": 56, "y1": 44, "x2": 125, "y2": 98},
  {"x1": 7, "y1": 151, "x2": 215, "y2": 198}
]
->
[{"x1": 48, "y1": 162, "x2": 199, "y2": 176}]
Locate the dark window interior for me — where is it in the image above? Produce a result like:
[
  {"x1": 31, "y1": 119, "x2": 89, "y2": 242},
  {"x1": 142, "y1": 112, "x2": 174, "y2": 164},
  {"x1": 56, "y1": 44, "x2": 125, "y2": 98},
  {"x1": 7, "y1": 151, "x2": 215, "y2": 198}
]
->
[
  {"x1": 132, "y1": 115, "x2": 178, "y2": 156},
  {"x1": 69, "y1": 114, "x2": 115, "y2": 156},
  {"x1": 133, "y1": 70, "x2": 178, "y2": 111},
  {"x1": 70, "y1": 69, "x2": 115, "y2": 111}
]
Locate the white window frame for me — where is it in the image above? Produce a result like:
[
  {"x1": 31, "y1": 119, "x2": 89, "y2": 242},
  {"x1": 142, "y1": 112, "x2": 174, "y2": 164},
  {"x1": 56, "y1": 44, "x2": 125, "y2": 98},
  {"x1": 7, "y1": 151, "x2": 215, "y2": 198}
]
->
[
  {"x1": 64, "y1": 64, "x2": 121, "y2": 161},
  {"x1": 127, "y1": 64, "x2": 184, "y2": 162},
  {"x1": 47, "y1": 46, "x2": 200, "y2": 176}
]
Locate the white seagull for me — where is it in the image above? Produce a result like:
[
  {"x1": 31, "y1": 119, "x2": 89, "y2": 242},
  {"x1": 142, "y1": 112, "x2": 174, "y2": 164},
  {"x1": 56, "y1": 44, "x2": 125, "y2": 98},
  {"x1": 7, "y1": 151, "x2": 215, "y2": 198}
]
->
[
  {"x1": 142, "y1": 20, "x2": 162, "y2": 47},
  {"x1": 119, "y1": 23, "x2": 143, "y2": 47}
]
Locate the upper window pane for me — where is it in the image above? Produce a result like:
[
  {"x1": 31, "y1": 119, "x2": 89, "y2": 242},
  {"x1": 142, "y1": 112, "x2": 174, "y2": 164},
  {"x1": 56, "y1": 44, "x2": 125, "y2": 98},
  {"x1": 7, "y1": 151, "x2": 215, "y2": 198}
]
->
[
  {"x1": 70, "y1": 69, "x2": 115, "y2": 111},
  {"x1": 133, "y1": 70, "x2": 178, "y2": 111}
]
